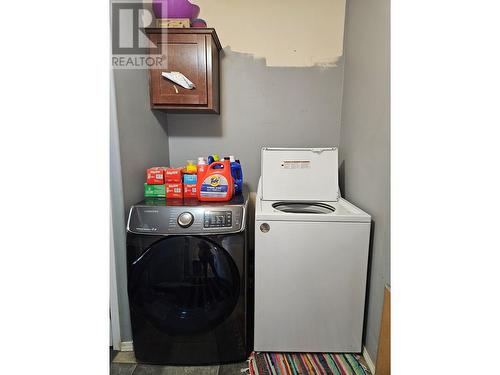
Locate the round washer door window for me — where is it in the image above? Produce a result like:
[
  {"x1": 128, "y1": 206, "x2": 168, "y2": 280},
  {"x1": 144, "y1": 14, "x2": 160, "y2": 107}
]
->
[{"x1": 128, "y1": 236, "x2": 240, "y2": 335}]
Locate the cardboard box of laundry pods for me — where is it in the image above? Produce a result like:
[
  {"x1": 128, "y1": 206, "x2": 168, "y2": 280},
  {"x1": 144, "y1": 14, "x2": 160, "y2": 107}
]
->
[
  {"x1": 164, "y1": 168, "x2": 183, "y2": 183},
  {"x1": 144, "y1": 183, "x2": 166, "y2": 197},
  {"x1": 146, "y1": 167, "x2": 166, "y2": 185},
  {"x1": 183, "y1": 184, "x2": 197, "y2": 198},
  {"x1": 166, "y1": 182, "x2": 183, "y2": 199}
]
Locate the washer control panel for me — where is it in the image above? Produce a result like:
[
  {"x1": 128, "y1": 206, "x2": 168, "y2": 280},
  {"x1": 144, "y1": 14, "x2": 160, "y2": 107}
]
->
[
  {"x1": 204, "y1": 210, "x2": 232, "y2": 228},
  {"x1": 127, "y1": 202, "x2": 246, "y2": 235}
]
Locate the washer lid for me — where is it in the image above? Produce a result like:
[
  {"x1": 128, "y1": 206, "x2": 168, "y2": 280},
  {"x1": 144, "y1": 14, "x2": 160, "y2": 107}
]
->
[{"x1": 261, "y1": 147, "x2": 339, "y2": 202}]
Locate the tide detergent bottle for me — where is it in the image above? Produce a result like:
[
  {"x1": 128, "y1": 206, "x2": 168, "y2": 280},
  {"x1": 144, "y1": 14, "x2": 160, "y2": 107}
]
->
[{"x1": 197, "y1": 159, "x2": 234, "y2": 201}]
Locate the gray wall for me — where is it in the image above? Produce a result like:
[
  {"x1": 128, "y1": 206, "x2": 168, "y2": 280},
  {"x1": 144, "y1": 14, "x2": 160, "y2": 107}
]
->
[
  {"x1": 112, "y1": 69, "x2": 170, "y2": 341},
  {"x1": 339, "y1": 0, "x2": 390, "y2": 362},
  {"x1": 110, "y1": 71, "x2": 128, "y2": 346},
  {"x1": 166, "y1": 49, "x2": 345, "y2": 192},
  {"x1": 114, "y1": 71, "x2": 170, "y2": 214}
]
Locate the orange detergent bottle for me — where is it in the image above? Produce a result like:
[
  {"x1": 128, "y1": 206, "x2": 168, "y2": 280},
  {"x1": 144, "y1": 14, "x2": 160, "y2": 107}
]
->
[{"x1": 197, "y1": 160, "x2": 234, "y2": 201}]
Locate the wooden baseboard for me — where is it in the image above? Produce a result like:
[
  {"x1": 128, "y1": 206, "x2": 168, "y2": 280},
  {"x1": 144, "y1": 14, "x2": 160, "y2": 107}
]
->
[
  {"x1": 375, "y1": 285, "x2": 391, "y2": 375},
  {"x1": 363, "y1": 346, "x2": 376, "y2": 374},
  {"x1": 120, "y1": 341, "x2": 134, "y2": 352}
]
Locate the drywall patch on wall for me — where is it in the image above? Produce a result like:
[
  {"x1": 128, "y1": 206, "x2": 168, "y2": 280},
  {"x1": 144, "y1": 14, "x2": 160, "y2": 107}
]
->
[
  {"x1": 167, "y1": 48, "x2": 344, "y2": 191},
  {"x1": 190, "y1": 0, "x2": 346, "y2": 67}
]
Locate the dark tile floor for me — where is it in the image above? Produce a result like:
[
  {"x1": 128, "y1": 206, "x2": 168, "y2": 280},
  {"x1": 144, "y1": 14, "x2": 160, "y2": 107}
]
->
[{"x1": 110, "y1": 349, "x2": 248, "y2": 375}]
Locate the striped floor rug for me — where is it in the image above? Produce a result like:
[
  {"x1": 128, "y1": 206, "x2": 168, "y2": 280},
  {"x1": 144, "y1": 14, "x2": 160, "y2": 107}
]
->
[{"x1": 249, "y1": 352, "x2": 371, "y2": 375}]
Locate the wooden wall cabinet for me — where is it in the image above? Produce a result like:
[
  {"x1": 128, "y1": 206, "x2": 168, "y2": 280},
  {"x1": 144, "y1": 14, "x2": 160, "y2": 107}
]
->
[{"x1": 146, "y1": 28, "x2": 222, "y2": 114}]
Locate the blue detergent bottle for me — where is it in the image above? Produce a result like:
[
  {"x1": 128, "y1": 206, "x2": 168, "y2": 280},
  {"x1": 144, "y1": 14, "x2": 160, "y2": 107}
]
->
[
  {"x1": 207, "y1": 154, "x2": 220, "y2": 165},
  {"x1": 228, "y1": 155, "x2": 243, "y2": 194}
]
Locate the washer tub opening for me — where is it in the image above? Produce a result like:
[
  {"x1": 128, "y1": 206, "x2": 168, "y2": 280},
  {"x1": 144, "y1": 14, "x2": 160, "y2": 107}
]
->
[{"x1": 271, "y1": 202, "x2": 335, "y2": 214}]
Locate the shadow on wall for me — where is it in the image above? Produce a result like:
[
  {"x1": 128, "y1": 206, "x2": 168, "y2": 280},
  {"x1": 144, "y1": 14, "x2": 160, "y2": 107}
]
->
[
  {"x1": 338, "y1": 159, "x2": 345, "y2": 197},
  {"x1": 156, "y1": 110, "x2": 223, "y2": 138},
  {"x1": 164, "y1": 47, "x2": 345, "y2": 192},
  {"x1": 362, "y1": 218, "x2": 376, "y2": 349},
  {"x1": 153, "y1": 110, "x2": 169, "y2": 138}
]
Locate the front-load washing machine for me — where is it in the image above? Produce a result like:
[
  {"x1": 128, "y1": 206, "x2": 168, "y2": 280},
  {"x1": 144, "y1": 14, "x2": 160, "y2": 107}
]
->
[
  {"x1": 126, "y1": 191, "x2": 250, "y2": 365},
  {"x1": 254, "y1": 147, "x2": 371, "y2": 353}
]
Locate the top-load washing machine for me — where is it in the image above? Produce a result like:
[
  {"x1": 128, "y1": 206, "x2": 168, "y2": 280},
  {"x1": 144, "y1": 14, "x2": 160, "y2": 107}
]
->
[{"x1": 254, "y1": 147, "x2": 371, "y2": 353}]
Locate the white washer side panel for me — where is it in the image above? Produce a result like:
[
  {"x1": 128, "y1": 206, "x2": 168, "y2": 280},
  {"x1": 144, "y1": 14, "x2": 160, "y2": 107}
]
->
[{"x1": 254, "y1": 220, "x2": 370, "y2": 352}]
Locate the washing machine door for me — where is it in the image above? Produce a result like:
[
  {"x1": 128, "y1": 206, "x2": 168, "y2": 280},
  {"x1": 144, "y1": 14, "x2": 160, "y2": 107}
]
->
[{"x1": 128, "y1": 236, "x2": 240, "y2": 335}]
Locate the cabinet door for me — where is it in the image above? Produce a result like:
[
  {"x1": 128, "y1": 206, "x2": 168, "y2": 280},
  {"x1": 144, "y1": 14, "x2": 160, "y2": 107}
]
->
[{"x1": 149, "y1": 34, "x2": 208, "y2": 106}]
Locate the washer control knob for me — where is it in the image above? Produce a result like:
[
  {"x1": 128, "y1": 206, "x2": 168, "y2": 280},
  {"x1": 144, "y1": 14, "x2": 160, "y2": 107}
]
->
[{"x1": 177, "y1": 212, "x2": 194, "y2": 228}]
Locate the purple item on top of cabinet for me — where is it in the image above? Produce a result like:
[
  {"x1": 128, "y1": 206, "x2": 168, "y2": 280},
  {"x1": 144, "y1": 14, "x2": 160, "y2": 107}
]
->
[
  {"x1": 191, "y1": 18, "x2": 207, "y2": 28},
  {"x1": 152, "y1": 0, "x2": 200, "y2": 19}
]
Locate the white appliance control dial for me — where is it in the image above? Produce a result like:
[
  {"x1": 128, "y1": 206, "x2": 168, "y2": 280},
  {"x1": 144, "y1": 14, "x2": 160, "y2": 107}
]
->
[{"x1": 177, "y1": 212, "x2": 194, "y2": 228}]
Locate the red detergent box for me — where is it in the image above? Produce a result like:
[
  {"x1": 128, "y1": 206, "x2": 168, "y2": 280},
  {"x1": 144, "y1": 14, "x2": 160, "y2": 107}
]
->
[
  {"x1": 146, "y1": 167, "x2": 165, "y2": 185},
  {"x1": 166, "y1": 182, "x2": 183, "y2": 199},
  {"x1": 164, "y1": 168, "x2": 183, "y2": 183},
  {"x1": 183, "y1": 184, "x2": 197, "y2": 198}
]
